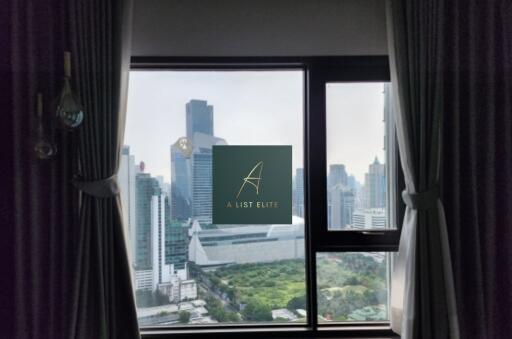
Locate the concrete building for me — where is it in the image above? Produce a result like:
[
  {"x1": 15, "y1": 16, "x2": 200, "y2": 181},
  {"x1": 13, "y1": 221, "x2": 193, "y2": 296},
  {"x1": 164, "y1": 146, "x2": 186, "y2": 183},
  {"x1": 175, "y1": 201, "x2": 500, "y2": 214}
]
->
[
  {"x1": 134, "y1": 171, "x2": 190, "y2": 292},
  {"x1": 328, "y1": 184, "x2": 355, "y2": 230},
  {"x1": 170, "y1": 143, "x2": 192, "y2": 221},
  {"x1": 352, "y1": 208, "x2": 386, "y2": 229},
  {"x1": 135, "y1": 173, "x2": 161, "y2": 269},
  {"x1": 135, "y1": 269, "x2": 153, "y2": 291},
  {"x1": 118, "y1": 146, "x2": 139, "y2": 264},
  {"x1": 271, "y1": 309, "x2": 298, "y2": 321},
  {"x1": 179, "y1": 279, "x2": 198, "y2": 301},
  {"x1": 164, "y1": 203, "x2": 189, "y2": 273},
  {"x1": 151, "y1": 193, "x2": 170, "y2": 290},
  {"x1": 186, "y1": 99, "x2": 214, "y2": 139},
  {"x1": 364, "y1": 157, "x2": 386, "y2": 209},
  {"x1": 294, "y1": 168, "x2": 304, "y2": 218},
  {"x1": 190, "y1": 132, "x2": 227, "y2": 225},
  {"x1": 157, "y1": 276, "x2": 197, "y2": 303},
  {"x1": 328, "y1": 164, "x2": 348, "y2": 189}
]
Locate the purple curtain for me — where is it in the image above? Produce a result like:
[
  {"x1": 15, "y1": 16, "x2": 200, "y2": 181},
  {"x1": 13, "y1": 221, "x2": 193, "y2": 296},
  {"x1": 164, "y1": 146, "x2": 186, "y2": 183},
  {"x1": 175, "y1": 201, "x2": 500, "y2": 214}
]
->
[
  {"x1": 7, "y1": 0, "x2": 138, "y2": 338},
  {"x1": 8, "y1": 1, "x2": 78, "y2": 338},
  {"x1": 442, "y1": 1, "x2": 512, "y2": 338}
]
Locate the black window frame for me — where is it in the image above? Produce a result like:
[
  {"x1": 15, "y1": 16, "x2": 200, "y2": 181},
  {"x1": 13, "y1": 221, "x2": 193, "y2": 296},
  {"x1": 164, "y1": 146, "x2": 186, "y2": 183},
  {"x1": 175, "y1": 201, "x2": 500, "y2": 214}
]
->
[{"x1": 131, "y1": 56, "x2": 401, "y2": 339}]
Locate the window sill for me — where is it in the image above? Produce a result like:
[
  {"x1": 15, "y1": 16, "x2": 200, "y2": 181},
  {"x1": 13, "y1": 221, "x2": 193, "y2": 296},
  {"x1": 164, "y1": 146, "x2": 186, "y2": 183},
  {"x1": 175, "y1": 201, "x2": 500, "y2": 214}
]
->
[{"x1": 141, "y1": 325, "x2": 399, "y2": 339}]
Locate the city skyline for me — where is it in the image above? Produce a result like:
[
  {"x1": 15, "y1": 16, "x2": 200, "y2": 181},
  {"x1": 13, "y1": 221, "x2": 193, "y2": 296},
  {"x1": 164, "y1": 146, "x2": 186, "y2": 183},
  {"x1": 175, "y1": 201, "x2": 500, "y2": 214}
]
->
[
  {"x1": 120, "y1": 80, "x2": 390, "y2": 325},
  {"x1": 125, "y1": 71, "x2": 386, "y2": 183}
]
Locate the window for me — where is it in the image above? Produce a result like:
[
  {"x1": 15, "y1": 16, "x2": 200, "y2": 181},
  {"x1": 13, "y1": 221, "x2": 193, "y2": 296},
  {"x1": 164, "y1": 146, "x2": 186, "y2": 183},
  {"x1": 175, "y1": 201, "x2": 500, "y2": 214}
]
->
[
  {"x1": 316, "y1": 252, "x2": 390, "y2": 322},
  {"x1": 121, "y1": 57, "x2": 401, "y2": 337},
  {"x1": 326, "y1": 83, "x2": 394, "y2": 231}
]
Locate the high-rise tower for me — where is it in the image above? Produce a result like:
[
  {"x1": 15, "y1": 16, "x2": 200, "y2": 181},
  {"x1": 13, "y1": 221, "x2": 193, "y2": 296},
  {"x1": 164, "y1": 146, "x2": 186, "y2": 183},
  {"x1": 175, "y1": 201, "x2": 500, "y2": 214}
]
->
[
  {"x1": 170, "y1": 144, "x2": 192, "y2": 221},
  {"x1": 186, "y1": 99, "x2": 214, "y2": 139},
  {"x1": 364, "y1": 157, "x2": 386, "y2": 209},
  {"x1": 328, "y1": 164, "x2": 348, "y2": 189},
  {"x1": 135, "y1": 173, "x2": 161, "y2": 269},
  {"x1": 190, "y1": 133, "x2": 227, "y2": 225},
  {"x1": 294, "y1": 168, "x2": 304, "y2": 218},
  {"x1": 118, "y1": 146, "x2": 139, "y2": 265}
]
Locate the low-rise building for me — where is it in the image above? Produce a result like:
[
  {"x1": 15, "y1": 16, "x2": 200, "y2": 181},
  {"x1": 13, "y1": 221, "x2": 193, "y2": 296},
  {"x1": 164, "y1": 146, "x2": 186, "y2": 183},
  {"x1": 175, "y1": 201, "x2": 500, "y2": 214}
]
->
[
  {"x1": 158, "y1": 276, "x2": 198, "y2": 303},
  {"x1": 271, "y1": 308, "x2": 298, "y2": 321},
  {"x1": 180, "y1": 279, "x2": 198, "y2": 301},
  {"x1": 189, "y1": 217, "x2": 305, "y2": 266}
]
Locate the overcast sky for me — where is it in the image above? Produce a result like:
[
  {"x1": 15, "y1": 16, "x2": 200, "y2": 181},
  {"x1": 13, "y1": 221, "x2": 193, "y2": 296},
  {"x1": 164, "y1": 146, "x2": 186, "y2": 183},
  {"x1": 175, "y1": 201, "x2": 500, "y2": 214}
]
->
[{"x1": 125, "y1": 71, "x2": 385, "y2": 184}]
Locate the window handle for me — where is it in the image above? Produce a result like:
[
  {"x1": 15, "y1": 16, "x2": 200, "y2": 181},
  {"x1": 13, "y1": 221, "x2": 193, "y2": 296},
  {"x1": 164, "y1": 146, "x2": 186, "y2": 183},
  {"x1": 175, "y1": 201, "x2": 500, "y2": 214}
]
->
[{"x1": 361, "y1": 231, "x2": 386, "y2": 235}]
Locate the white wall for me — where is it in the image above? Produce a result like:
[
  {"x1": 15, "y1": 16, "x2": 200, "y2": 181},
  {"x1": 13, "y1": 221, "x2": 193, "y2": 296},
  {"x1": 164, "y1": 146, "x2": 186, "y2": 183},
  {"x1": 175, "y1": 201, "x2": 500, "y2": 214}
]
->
[{"x1": 132, "y1": 0, "x2": 388, "y2": 56}]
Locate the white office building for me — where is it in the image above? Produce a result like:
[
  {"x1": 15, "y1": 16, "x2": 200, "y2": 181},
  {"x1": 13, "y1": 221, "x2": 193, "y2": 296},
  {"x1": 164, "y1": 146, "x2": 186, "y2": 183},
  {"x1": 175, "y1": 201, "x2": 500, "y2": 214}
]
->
[
  {"x1": 151, "y1": 194, "x2": 170, "y2": 290},
  {"x1": 158, "y1": 276, "x2": 198, "y2": 302},
  {"x1": 328, "y1": 184, "x2": 355, "y2": 230},
  {"x1": 189, "y1": 217, "x2": 305, "y2": 266},
  {"x1": 118, "y1": 146, "x2": 138, "y2": 264},
  {"x1": 352, "y1": 208, "x2": 386, "y2": 229},
  {"x1": 135, "y1": 269, "x2": 153, "y2": 291},
  {"x1": 179, "y1": 280, "x2": 198, "y2": 301}
]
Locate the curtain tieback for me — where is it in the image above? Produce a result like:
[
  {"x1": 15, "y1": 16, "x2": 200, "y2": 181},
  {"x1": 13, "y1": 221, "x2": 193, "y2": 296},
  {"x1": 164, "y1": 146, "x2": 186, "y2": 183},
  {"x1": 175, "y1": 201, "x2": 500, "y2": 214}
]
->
[
  {"x1": 402, "y1": 186, "x2": 439, "y2": 210},
  {"x1": 73, "y1": 174, "x2": 120, "y2": 198}
]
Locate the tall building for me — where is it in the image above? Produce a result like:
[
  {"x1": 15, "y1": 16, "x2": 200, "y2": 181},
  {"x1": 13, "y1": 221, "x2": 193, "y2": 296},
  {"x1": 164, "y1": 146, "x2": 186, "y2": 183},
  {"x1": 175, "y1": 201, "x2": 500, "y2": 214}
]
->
[
  {"x1": 191, "y1": 132, "x2": 227, "y2": 225},
  {"x1": 328, "y1": 164, "x2": 348, "y2": 189},
  {"x1": 364, "y1": 157, "x2": 386, "y2": 208},
  {"x1": 164, "y1": 197, "x2": 189, "y2": 274},
  {"x1": 171, "y1": 99, "x2": 217, "y2": 223},
  {"x1": 118, "y1": 146, "x2": 138, "y2": 264},
  {"x1": 170, "y1": 144, "x2": 192, "y2": 220},
  {"x1": 383, "y1": 83, "x2": 395, "y2": 163},
  {"x1": 294, "y1": 168, "x2": 304, "y2": 218},
  {"x1": 328, "y1": 185, "x2": 355, "y2": 229},
  {"x1": 151, "y1": 193, "x2": 169, "y2": 289},
  {"x1": 191, "y1": 150, "x2": 213, "y2": 225},
  {"x1": 347, "y1": 174, "x2": 358, "y2": 191},
  {"x1": 135, "y1": 172, "x2": 161, "y2": 269},
  {"x1": 186, "y1": 99, "x2": 214, "y2": 139},
  {"x1": 383, "y1": 83, "x2": 395, "y2": 224}
]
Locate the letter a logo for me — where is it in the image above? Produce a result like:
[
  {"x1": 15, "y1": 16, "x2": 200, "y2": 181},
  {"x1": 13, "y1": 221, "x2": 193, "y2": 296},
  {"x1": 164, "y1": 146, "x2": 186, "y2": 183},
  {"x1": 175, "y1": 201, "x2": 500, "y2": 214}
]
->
[{"x1": 236, "y1": 161, "x2": 264, "y2": 198}]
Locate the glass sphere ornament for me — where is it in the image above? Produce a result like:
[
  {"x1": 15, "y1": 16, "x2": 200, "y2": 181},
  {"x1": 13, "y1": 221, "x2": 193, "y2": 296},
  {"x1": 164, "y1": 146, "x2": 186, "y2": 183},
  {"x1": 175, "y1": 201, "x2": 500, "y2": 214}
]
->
[
  {"x1": 34, "y1": 137, "x2": 58, "y2": 160},
  {"x1": 56, "y1": 78, "x2": 84, "y2": 129},
  {"x1": 34, "y1": 93, "x2": 58, "y2": 160},
  {"x1": 56, "y1": 51, "x2": 84, "y2": 129}
]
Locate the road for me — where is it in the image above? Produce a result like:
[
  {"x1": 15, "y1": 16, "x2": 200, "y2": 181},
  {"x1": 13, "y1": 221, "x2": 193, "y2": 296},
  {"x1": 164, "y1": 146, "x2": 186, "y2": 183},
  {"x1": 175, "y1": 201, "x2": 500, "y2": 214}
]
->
[{"x1": 198, "y1": 281, "x2": 238, "y2": 314}]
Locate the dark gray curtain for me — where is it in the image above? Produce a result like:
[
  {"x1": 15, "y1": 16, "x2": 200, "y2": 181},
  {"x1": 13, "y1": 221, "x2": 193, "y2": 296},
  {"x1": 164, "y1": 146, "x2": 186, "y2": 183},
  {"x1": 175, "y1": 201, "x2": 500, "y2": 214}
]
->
[
  {"x1": 67, "y1": 0, "x2": 139, "y2": 338},
  {"x1": 442, "y1": 1, "x2": 512, "y2": 338},
  {"x1": 386, "y1": 0, "x2": 459, "y2": 338}
]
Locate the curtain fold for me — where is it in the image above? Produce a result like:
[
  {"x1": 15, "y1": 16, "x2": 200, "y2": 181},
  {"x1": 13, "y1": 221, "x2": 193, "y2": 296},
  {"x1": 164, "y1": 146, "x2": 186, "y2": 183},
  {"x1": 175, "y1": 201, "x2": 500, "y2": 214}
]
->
[
  {"x1": 68, "y1": 0, "x2": 139, "y2": 338},
  {"x1": 441, "y1": 1, "x2": 512, "y2": 338},
  {"x1": 386, "y1": 0, "x2": 459, "y2": 338},
  {"x1": 10, "y1": 1, "x2": 78, "y2": 338}
]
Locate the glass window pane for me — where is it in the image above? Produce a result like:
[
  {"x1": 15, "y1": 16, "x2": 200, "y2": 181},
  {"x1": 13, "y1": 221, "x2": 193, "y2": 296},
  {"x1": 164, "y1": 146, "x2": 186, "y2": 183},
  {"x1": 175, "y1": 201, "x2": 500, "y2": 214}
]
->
[
  {"x1": 326, "y1": 83, "x2": 395, "y2": 230},
  {"x1": 316, "y1": 252, "x2": 390, "y2": 323},
  {"x1": 122, "y1": 70, "x2": 306, "y2": 327}
]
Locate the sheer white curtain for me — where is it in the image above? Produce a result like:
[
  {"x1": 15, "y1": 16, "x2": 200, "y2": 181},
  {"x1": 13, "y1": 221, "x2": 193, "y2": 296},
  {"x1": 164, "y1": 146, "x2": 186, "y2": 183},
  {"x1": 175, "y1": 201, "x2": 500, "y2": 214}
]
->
[{"x1": 386, "y1": 0, "x2": 459, "y2": 338}]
